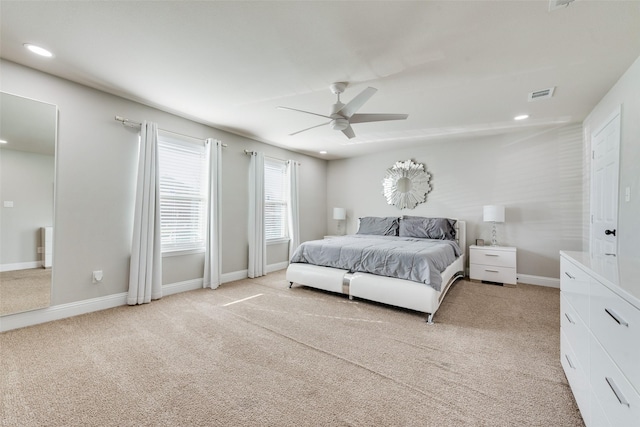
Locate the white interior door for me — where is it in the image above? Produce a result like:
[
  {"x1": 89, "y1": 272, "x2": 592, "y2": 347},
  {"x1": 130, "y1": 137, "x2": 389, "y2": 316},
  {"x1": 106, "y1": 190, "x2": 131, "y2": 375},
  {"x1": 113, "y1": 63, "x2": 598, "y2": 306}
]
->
[{"x1": 590, "y1": 107, "x2": 620, "y2": 259}]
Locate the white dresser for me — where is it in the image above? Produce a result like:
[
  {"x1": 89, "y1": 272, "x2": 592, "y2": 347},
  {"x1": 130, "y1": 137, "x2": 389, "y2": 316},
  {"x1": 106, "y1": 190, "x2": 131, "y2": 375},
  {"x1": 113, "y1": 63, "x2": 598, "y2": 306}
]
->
[
  {"x1": 560, "y1": 251, "x2": 640, "y2": 427},
  {"x1": 469, "y1": 245, "x2": 517, "y2": 286}
]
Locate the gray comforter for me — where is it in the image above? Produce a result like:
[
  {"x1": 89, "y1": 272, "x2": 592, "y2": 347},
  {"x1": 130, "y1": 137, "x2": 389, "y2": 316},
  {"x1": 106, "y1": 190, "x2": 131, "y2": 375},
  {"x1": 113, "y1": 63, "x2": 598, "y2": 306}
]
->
[{"x1": 289, "y1": 235, "x2": 462, "y2": 291}]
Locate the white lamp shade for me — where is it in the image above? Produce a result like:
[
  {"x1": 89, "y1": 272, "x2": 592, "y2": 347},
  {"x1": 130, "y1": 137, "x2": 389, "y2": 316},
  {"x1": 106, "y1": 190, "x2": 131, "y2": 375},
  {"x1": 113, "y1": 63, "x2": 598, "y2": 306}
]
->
[
  {"x1": 333, "y1": 207, "x2": 346, "y2": 220},
  {"x1": 483, "y1": 205, "x2": 505, "y2": 223}
]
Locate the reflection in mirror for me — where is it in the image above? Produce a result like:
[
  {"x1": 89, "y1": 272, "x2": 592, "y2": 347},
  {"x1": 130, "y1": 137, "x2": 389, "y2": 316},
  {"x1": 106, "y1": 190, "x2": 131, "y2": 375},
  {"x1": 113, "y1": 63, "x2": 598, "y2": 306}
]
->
[
  {"x1": 382, "y1": 159, "x2": 431, "y2": 210},
  {"x1": 396, "y1": 177, "x2": 412, "y2": 193},
  {"x1": 0, "y1": 92, "x2": 57, "y2": 315}
]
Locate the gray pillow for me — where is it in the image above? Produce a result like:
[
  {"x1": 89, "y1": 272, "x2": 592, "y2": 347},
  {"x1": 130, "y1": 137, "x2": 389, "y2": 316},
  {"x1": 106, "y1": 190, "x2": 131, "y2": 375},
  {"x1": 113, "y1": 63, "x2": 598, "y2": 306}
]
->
[
  {"x1": 399, "y1": 217, "x2": 457, "y2": 240},
  {"x1": 357, "y1": 217, "x2": 400, "y2": 236}
]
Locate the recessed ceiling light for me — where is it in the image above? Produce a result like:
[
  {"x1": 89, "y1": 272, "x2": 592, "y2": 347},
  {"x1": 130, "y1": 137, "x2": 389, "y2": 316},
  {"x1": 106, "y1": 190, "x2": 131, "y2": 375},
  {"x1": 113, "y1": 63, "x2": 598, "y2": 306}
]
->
[
  {"x1": 514, "y1": 114, "x2": 529, "y2": 121},
  {"x1": 319, "y1": 151, "x2": 327, "y2": 155},
  {"x1": 24, "y1": 43, "x2": 53, "y2": 58},
  {"x1": 0, "y1": 140, "x2": 7, "y2": 144}
]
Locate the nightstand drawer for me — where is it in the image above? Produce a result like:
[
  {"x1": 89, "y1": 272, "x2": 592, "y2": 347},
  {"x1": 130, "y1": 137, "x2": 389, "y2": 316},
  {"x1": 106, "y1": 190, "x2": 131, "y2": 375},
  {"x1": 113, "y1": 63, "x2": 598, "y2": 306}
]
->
[
  {"x1": 469, "y1": 264, "x2": 516, "y2": 285},
  {"x1": 469, "y1": 247, "x2": 516, "y2": 268}
]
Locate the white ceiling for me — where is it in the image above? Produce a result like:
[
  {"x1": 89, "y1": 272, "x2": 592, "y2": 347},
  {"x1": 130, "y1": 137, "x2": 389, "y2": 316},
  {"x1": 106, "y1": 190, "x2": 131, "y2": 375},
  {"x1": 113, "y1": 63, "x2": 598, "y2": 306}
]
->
[{"x1": 1, "y1": 1, "x2": 639, "y2": 159}]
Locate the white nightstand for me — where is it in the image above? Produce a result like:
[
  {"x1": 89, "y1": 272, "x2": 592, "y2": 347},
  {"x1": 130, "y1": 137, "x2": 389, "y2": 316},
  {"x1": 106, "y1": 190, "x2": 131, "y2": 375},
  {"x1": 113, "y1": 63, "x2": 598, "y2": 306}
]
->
[{"x1": 469, "y1": 245, "x2": 517, "y2": 286}]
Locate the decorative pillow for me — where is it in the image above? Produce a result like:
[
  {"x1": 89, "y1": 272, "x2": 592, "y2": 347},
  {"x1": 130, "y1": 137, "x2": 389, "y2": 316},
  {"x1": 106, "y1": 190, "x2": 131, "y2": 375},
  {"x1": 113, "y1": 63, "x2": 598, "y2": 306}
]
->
[
  {"x1": 399, "y1": 216, "x2": 457, "y2": 240},
  {"x1": 356, "y1": 217, "x2": 400, "y2": 236}
]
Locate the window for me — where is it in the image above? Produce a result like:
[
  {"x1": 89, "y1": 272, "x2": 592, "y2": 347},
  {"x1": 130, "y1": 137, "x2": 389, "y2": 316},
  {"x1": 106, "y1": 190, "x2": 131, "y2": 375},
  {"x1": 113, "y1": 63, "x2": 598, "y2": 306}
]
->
[
  {"x1": 264, "y1": 158, "x2": 288, "y2": 242},
  {"x1": 157, "y1": 133, "x2": 208, "y2": 254}
]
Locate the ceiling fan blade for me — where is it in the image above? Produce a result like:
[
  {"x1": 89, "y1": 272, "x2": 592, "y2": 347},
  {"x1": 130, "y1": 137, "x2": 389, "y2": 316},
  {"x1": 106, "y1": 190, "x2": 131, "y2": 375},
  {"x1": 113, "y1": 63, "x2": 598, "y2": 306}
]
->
[
  {"x1": 277, "y1": 106, "x2": 332, "y2": 119},
  {"x1": 341, "y1": 125, "x2": 356, "y2": 139},
  {"x1": 289, "y1": 121, "x2": 331, "y2": 136},
  {"x1": 337, "y1": 87, "x2": 377, "y2": 118},
  {"x1": 349, "y1": 113, "x2": 409, "y2": 124}
]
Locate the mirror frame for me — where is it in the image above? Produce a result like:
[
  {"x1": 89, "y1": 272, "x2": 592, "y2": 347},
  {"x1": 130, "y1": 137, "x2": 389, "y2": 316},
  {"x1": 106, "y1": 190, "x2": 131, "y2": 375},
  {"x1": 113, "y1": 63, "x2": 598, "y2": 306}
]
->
[
  {"x1": 382, "y1": 159, "x2": 431, "y2": 210},
  {"x1": 0, "y1": 91, "x2": 58, "y2": 316}
]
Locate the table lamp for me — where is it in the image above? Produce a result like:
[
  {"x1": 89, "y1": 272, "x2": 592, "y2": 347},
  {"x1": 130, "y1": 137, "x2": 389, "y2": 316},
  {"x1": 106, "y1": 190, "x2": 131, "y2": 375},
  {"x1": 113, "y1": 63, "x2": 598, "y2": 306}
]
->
[
  {"x1": 333, "y1": 207, "x2": 346, "y2": 235},
  {"x1": 483, "y1": 205, "x2": 505, "y2": 246}
]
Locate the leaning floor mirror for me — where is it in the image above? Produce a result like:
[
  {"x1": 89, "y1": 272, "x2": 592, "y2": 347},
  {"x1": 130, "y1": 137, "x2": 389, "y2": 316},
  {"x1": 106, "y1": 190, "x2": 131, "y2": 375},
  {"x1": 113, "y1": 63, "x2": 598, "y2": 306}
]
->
[{"x1": 0, "y1": 91, "x2": 57, "y2": 315}]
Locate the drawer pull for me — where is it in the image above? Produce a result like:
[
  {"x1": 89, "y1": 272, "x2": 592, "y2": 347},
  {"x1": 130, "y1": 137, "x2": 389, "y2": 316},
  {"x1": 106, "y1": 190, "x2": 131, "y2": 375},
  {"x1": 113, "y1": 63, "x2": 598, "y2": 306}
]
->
[
  {"x1": 564, "y1": 312, "x2": 575, "y2": 325},
  {"x1": 565, "y1": 354, "x2": 575, "y2": 370},
  {"x1": 605, "y1": 377, "x2": 630, "y2": 407},
  {"x1": 605, "y1": 308, "x2": 629, "y2": 327},
  {"x1": 564, "y1": 271, "x2": 576, "y2": 280},
  {"x1": 485, "y1": 254, "x2": 499, "y2": 257},
  {"x1": 485, "y1": 269, "x2": 499, "y2": 273}
]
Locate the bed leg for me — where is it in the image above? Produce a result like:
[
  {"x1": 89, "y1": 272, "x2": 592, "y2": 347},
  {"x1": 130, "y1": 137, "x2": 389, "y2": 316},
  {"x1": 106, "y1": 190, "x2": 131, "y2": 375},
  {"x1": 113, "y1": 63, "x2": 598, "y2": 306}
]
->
[
  {"x1": 288, "y1": 282, "x2": 293, "y2": 288},
  {"x1": 426, "y1": 313, "x2": 435, "y2": 324}
]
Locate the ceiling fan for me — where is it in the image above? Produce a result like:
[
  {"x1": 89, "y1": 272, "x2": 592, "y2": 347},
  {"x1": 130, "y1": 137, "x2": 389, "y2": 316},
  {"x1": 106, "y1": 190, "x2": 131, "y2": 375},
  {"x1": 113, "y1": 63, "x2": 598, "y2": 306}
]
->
[{"x1": 277, "y1": 82, "x2": 408, "y2": 139}]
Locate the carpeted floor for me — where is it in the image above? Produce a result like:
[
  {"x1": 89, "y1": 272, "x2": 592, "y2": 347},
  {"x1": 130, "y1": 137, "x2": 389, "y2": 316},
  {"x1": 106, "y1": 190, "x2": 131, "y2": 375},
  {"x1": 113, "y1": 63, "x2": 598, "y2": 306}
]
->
[
  {"x1": 0, "y1": 271, "x2": 583, "y2": 426},
  {"x1": 0, "y1": 268, "x2": 51, "y2": 316}
]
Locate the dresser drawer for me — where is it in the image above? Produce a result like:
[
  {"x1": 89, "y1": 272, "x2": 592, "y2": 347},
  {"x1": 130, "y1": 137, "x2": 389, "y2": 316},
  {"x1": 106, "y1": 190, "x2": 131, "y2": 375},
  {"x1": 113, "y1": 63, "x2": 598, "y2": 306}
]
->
[
  {"x1": 469, "y1": 264, "x2": 516, "y2": 285},
  {"x1": 560, "y1": 256, "x2": 590, "y2": 324},
  {"x1": 590, "y1": 279, "x2": 640, "y2": 393},
  {"x1": 470, "y1": 247, "x2": 516, "y2": 268},
  {"x1": 561, "y1": 294, "x2": 589, "y2": 373},
  {"x1": 590, "y1": 336, "x2": 640, "y2": 427},
  {"x1": 561, "y1": 331, "x2": 591, "y2": 424}
]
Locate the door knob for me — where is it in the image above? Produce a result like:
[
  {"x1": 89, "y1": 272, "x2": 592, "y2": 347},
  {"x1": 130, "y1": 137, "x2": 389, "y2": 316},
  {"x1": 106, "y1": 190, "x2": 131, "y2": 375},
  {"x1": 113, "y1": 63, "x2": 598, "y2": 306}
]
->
[{"x1": 605, "y1": 229, "x2": 616, "y2": 236}]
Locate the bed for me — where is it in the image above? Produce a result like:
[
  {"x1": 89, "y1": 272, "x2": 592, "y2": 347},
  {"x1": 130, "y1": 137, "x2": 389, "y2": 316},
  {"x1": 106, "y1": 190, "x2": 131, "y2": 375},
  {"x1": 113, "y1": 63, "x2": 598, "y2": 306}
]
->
[{"x1": 286, "y1": 217, "x2": 466, "y2": 323}]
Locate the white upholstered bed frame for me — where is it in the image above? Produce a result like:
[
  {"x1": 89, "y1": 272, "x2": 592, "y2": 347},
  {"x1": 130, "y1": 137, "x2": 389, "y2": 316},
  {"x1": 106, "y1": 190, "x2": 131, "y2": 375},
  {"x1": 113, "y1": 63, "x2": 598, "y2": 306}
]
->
[{"x1": 286, "y1": 220, "x2": 466, "y2": 323}]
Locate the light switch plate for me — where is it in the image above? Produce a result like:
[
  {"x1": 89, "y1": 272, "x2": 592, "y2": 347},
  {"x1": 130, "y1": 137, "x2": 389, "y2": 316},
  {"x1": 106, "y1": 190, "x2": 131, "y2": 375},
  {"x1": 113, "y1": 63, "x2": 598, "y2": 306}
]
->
[{"x1": 3, "y1": 201, "x2": 14, "y2": 208}]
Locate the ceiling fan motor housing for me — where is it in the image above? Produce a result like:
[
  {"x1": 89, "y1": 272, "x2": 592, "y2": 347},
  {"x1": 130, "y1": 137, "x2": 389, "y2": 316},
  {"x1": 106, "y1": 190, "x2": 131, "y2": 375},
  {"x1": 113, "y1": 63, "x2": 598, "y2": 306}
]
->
[
  {"x1": 330, "y1": 118, "x2": 349, "y2": 131},
  {"x1": 330, "y1": 82, "x2": 347, "y2": 95}
]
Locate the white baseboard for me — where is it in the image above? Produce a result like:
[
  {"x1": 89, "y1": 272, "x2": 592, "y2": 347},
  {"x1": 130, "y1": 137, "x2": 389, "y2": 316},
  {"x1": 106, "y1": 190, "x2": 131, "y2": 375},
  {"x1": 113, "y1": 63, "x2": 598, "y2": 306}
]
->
[
  {"x1": 221, "y1": 262, "x2": 288, "y2": 283},
  {"x1": 266, "y1": 261, "x2": 289, "y2": 273},
  {"x1": 0, "y1": 261, "x2": 42, "y2": 272},
  {"x1": 222, "y1": 269, "x2": 248, "y2": 283},
  {"x1": 517, "y1": 273, "x2": 560, "y2": 288},
  {"x1": 1, "y1": 263, "x2": 292, "y2": 332},
  {"x1": 163, "y1": 278, "x2": 203, "y2": 296},
  {"x1": 0, "y1": 292, "x2": 128, "y2": 332}
]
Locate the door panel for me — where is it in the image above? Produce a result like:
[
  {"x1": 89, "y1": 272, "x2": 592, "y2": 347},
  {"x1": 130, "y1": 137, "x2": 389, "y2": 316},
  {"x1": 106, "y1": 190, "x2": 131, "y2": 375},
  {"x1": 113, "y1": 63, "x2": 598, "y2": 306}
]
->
[{"x1": 591, "y1": 108, "x2": 620, "y2": 259}]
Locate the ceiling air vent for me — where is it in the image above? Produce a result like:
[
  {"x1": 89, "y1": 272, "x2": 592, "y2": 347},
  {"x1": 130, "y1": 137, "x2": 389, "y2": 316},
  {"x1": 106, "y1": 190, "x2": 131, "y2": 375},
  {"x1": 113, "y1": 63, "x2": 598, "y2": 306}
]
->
[
  {"x1": 528, "y1": 87, "x2": 555, "y2": 102},
  {"x1": 549, "y1": 0, "x2": 575, "y2": 11}
]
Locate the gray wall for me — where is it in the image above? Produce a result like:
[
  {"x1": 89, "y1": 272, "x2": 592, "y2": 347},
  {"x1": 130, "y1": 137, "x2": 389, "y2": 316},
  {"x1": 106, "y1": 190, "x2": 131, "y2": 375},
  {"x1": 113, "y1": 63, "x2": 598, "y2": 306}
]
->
[
  {"x1": 0, "y1": 60, "x2": 327, "y2": 307},
  {"x1": 326, "y1": 124, "x2": 584, "y2": 280},
  {"x1": 583, "y1": 55, "x2": 640, "y2": 260},
  {"x1": 0, "y1": 148, "x2": 54, "y2": 266}
]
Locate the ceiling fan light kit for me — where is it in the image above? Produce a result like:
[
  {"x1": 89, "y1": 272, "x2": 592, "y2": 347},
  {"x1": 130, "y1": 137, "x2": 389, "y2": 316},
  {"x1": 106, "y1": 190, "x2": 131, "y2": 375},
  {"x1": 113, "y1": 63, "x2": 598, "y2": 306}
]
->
[{"x1": 278, "y1": 82, "x2": 409, "y2": 139}]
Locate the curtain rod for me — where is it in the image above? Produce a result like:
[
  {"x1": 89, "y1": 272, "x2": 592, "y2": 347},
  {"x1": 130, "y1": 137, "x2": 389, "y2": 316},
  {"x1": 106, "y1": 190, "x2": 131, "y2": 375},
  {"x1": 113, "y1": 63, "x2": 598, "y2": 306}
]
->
[
  {"x1": 115, "y1": 115, "x2": 227, "y2": 147},
  {"x1": 243, "y1": 149, "x2": 300, "y2": 165}
]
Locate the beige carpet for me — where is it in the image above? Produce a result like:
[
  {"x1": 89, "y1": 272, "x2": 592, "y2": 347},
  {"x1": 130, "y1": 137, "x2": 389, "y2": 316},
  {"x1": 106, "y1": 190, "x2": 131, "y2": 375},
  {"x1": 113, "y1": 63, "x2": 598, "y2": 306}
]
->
[
  {"x1": 0, "y1": 268, "x2": 51, "y2": 316},
  {"x1": 0, "y1": 271, "x2": 583, "y2": 426}
]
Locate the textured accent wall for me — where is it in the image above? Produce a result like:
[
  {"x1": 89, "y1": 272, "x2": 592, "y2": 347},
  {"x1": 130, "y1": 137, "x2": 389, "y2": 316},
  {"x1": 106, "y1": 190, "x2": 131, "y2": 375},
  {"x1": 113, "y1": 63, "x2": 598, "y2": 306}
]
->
[{"x1": 327, "y1": 124, "x2": 584, "y2": 279}]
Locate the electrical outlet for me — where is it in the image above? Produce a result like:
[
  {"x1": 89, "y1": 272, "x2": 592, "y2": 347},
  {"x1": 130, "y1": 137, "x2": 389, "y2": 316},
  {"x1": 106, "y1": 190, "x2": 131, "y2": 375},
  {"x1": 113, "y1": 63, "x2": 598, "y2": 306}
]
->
[
  {"x1": 92, "y1": 270, "x2": 103, "y2": 284},
  {"x1": 37, "y1": 247, "x2": 43, "y2": 254}
]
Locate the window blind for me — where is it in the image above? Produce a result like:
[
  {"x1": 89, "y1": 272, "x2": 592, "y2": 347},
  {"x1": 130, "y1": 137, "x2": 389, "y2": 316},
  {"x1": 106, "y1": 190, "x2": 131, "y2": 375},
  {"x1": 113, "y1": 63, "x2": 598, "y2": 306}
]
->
[
  {"x1": 264, "y1": 158, "x2": 288, "y2": 241},
  {"x1": 157, "y1": 135, "x2": 208, "y2": 253}
]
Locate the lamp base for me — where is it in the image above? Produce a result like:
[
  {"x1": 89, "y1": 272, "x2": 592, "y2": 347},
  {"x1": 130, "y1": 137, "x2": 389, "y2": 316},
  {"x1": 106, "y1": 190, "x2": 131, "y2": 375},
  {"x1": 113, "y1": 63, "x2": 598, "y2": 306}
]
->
[{"x1": 491, "y1": 222, "x2": 498, "y2": 246}]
